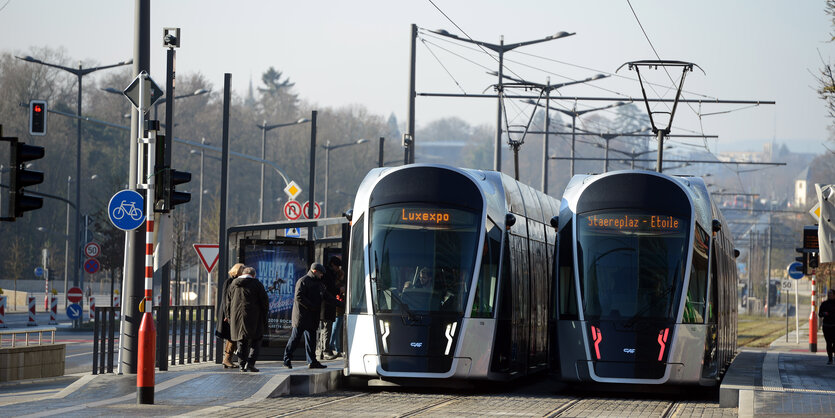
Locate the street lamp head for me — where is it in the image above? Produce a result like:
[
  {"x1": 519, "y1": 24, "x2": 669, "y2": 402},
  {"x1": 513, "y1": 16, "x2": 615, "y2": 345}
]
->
[
  {"x1": 192, "y1": 88, "x2": 209, "y2": 96},
  {"x1": 17, "y1": 55, "x2": 37, "y2": 63},
  {"x1": 101, "y1": 87, "x2": 122, "y2": 95},
  {"x1": 356, "y1": 138, "x2": 369, "y2": 145},
  {"x1": 549, "y1": 31, "x2": 575, "y2": 40},
  {"x1": 434, "y1": 29, "x2": 452, "y2": 36},
  {"x1": 296, "y1": 118, "x2": 310, "y2": 124},
  {"x1": 591, "y1": 73, "x2": 608, "y2": 80}
]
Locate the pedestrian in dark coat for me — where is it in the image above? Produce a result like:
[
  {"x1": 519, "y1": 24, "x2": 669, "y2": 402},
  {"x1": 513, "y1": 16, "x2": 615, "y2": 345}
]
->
[
  {"x1": 224, "y1": 266, "x2": 269, "y2": 372},
  {"x1": 819, "y1": 289, "x2": 835, "y2": 364},
  {"x1": 317, "y1": 256, "x2": 342, "y2": 360},
  {"x1": 283, "y1": 263, "x2": 340, "y2": 369},
  {"x1": 217, "y1": 262, "x2": 245, "y2": 368}
]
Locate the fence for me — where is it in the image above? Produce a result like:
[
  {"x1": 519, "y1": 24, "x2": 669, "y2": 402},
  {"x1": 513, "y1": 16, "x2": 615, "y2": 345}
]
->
[
  {"x1": 0, "y1": 326, "x2": 56, "y2": 347},
  {"x1": 92, "y1": 305, "x2": 215, "y2": 374}
]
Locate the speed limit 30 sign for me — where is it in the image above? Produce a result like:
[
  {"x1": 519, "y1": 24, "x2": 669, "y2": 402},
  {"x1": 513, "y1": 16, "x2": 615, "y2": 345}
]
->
[{"x1": 84, "y1": 242, "x2": 101, "y2": 258}]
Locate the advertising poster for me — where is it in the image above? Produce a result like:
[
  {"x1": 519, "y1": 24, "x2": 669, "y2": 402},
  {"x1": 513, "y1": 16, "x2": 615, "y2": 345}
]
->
[{"x1": 240, "y1": 238, "x2": 309, "y2": 339}]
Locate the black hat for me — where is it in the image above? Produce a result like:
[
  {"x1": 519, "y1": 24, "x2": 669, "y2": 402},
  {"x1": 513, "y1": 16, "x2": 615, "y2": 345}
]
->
[{"x1": 311, "y1": 263, "x2": 326, "y2": 273}]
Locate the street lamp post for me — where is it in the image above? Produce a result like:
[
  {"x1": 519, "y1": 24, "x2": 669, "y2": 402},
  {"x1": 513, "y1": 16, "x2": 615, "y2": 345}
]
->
[
  {"x1": 501, "y1": 73, "x2": 609, "y2": 192},
  {"x1": 16, "y1": 55, "x2": 132, "y2": 298},
  {"x1": 101, "y1": 87, "x2": 209, "y2": 123},
  {"x1": 540, "y1": 102, "x2": 628, "y2": 176},
  {"x1": 322, "y1": 139, "x2": 369, "y2": 219},
  {"x1": 429, "y1": 29, "x2": 575, "y2": 172},
  {"x1": 257, "y1": 118, "x2": 310, "y2": 223}
]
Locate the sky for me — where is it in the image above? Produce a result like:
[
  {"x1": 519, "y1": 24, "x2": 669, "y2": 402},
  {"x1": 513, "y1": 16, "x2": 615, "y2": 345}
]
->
[{"x1": 1, "y1": 0, "x2": 833, "y2": 155}]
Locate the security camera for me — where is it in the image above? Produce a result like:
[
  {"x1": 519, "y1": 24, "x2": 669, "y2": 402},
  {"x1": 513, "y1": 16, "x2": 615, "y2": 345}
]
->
[{"x1": 163, "y1": 28, "x2": 181, "y2": 48}]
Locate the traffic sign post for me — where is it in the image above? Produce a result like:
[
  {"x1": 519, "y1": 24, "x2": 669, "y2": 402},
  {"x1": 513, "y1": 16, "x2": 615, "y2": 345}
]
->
[
  {"x1": 302, "y1": 201, "x2": 321, "y2": 219},
  {"x1": 193, "y1": 244, "x2": 220, "y2": 274},
  {"x1": 284, "y1": 181, "x2": 302, "y2": 200},
  {"x1": 108, "y1": 190, "x2": 145, "y2": 231},
  {"x1": 67, "y1": 286, "x2": 83, "y2": 304},
  {"x1": 84, "y1": 258, "x2": 100, "y2": 275},
  {"x1": 84, "y1": 242, "x2": 101, "y2": 258},
  {"x1": 284, "y1": 200, "x2": 302, "y2": 220},
  {"x1": 787, "y1": 262, "x2": 804, "y2": 280},
  {"x1": 66, "y1": 303, "x2": 82, "y2": 320}
]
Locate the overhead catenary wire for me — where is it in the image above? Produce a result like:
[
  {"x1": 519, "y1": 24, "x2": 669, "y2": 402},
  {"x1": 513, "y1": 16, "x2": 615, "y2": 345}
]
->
[{"x1": 417, "y1": 6, "x2": 773, "y2": 174}]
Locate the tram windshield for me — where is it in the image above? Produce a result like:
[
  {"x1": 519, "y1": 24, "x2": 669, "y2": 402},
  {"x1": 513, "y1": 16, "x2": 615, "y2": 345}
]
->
[
  {"x1": 576, "y1": 211, "x2": 689, "y2": 321},
  {"x1": 369, "y1": 204, "x2": 480, "y2": 315}
]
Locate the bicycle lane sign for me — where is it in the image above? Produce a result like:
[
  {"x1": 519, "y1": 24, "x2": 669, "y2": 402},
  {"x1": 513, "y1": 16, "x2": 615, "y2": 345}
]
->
[{"x1": 108, "y1": 189, "x2": 145, "y2": 231}]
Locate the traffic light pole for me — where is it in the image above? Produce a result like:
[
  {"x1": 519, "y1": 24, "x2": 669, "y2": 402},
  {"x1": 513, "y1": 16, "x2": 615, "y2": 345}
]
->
[{"x1": 137, "y1": 74, "x2": 157, "y2": 405}]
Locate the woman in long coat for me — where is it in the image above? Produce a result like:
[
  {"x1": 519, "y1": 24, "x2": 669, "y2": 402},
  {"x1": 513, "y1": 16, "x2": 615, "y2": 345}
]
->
[
  {"x1": 225, "y1": 266, "x2": 269, "y2": 372},
  {"x1": 218, "y1": 263, "x2": 245, "y2": 368}
]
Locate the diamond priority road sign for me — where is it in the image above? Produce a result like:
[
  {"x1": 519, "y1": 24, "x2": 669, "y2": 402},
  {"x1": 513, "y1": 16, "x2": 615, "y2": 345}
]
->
[{"x1": 123, "y1": 72, "x2": 163, "y2": 112}]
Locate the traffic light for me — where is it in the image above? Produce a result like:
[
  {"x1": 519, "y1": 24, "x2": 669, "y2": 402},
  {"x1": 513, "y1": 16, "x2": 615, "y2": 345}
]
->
[
  {"x1": 29, "y1": 100, "x2": 47, "y2": 136},
  {"x1": 167, "y1": 169, "x2": 191, "y2": 209},
  {"x1": 9, "y1": 138, "x2": 44, "y2": 218},
  {"x1": 155, "y1": 165, "x2": 191, "y2": 212}
]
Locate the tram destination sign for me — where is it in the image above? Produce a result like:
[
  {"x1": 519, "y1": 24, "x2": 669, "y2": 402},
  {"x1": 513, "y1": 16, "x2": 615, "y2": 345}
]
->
[{"x1": 583, "y1": 213, "x2": 685, "y2": 233}]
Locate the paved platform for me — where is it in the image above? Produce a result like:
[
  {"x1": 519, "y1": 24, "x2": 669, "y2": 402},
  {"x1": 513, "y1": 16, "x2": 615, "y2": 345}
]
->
[
  {"x1": 0, "y1": 358, "x2": 343, "y2": 417},
  {"x1": 721, "y1": 327, "x2": 835, "y2": 417}
]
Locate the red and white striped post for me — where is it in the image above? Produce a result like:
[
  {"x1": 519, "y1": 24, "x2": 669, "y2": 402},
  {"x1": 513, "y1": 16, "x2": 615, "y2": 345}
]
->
[
  {"x1": 89, "y1": 296, "x2": 96, "y2": 322},
  {"x1": 113, "y1": 294, "x2": 121, "y2": 320},
  {"x1": 0, "y1": 295, "x2": 6, "y2": 328},
  {"x1": 49, "y1": 294, "x2": 58, "y2": 325},
  {"x1": 810, "y1": 275, "x2": 818, "y2": 352},
  {"x1": 27, "y1": 296, "x2": 37, "y2": 326},
  {"x1": 137, "y1": 73, "x2": 157, "y2": 405}
]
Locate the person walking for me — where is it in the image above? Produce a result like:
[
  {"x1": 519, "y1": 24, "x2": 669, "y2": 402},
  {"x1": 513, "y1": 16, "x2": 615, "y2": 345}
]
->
[
  {"x1": 225, "y1": 266, "x2": 269, "y2": 372},
  {"x1": 284, "y1": 263, "x2": 340, "y2": 369},
  {"x1": 819, "y1": 289, "x2": 835, "y2": 364},
  {"x1": 317, "y1": 256, "x2": 342, "y2": 360},
  {"x1": 217, "y1": 262, "x2": 245, "y2": 368}
]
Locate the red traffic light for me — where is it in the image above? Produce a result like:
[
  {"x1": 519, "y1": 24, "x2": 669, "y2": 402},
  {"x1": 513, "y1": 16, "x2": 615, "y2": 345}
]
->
[{"x1": 29, "y1": 100, "x2": 47, "y2": 136}]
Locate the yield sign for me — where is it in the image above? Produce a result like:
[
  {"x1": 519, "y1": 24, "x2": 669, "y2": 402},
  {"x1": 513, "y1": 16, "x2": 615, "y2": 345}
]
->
[{"x1": 193, "y1": 244, "x2": 220, "y2": 273}]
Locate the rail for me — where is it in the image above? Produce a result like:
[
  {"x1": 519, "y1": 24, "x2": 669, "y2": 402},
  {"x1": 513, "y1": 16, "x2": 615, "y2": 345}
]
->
[
  {"x1": 0, "y1": 326, "x2": 57, "y2": 347},
  {"x1": 92, "y1": 305, "x2": 215, "y2": 374}
]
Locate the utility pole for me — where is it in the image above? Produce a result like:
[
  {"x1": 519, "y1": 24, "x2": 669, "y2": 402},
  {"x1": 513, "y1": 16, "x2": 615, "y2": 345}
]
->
[
  {"x1": 122, "y1": 0, "x2": 150, "y2": 375},
  {"x1": 406, "y1": 24, "x2": 417, "y2": 165}
]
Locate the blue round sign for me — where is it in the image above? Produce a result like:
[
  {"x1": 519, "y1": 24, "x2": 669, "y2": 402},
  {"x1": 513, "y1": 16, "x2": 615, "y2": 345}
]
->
[
  {"x1": 34, "y1": 266, "x2": 44, "y2": 277},
  {"x1": 787, "y1": 261, "x2": 804, "y2": 280},
  {"x1": 66, "y1": 303, "x2": 83, "y2": 320},
  {"x1": 108, "y1": 190, "x2": 145, "y2": 231}
]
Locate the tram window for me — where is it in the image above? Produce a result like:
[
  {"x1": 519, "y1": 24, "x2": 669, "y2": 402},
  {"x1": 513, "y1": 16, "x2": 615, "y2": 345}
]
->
[
  {"x1": 576, "y1": 211, "x2": 688, "y2": 321},
  {"x1": 683, "y1": 227, "x2": 709, "y2": 324},
  {"x1": 368, "y1": 205, "x2": 479, "y2": 315},
  {"x1": 348, "y1": 216, "x2": 367, "y2": 314},
  {"x1": 472, "y1": 219, "x2": 501, "y2": 318},
  {"x1": 558, "y1": 220, "x2": 578, "y2": 319}
]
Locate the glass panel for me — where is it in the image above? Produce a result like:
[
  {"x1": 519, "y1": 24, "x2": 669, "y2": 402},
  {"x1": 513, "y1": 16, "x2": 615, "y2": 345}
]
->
[
  {"x1": 369, "y1": 204, "x2": 480, "y2": 315},
  {"x1": 684, "y1": 226, "x2": 709, "y2": 324},
  {"x1": 472, "y1": 218, "x2": 501, "y2": 318},
  {"x1": 348, "y1": 216, "x2": 367, "y2": 314},
  {"x1": 576, "y1": 211, "x2": 689, "y2": 321},
  {"x1": 558, "y1": 220, "x2": 578, "y2": 319}
]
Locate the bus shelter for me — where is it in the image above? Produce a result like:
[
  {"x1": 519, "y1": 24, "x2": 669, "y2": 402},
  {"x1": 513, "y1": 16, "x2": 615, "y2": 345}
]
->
[{"x1": 217, "y1": 217, "x2": 349, "y2": 361}]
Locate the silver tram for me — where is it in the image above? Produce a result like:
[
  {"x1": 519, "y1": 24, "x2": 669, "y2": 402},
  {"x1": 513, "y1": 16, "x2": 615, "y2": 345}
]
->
[
  {"x1": 343, "y1": 164, "x2": 559, "y2": 383},
  {"x1": 552, "y1": 170, "x2": 738, "y2": 386}
]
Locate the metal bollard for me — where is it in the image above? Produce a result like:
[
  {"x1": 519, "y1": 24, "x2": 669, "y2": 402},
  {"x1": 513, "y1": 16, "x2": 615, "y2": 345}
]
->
[
  {"x1": 89, "y1": 296, "x2": 96, "y2": 322},
  {"x1": 0, "y1": 295, "x2": 6, "y2": 328},
  {"x1": 49, "y1": 294, "x2": 58, "y2": 325},
  {"x1": 27, "y1": 296, "x2": 37, "y2": 326}
]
